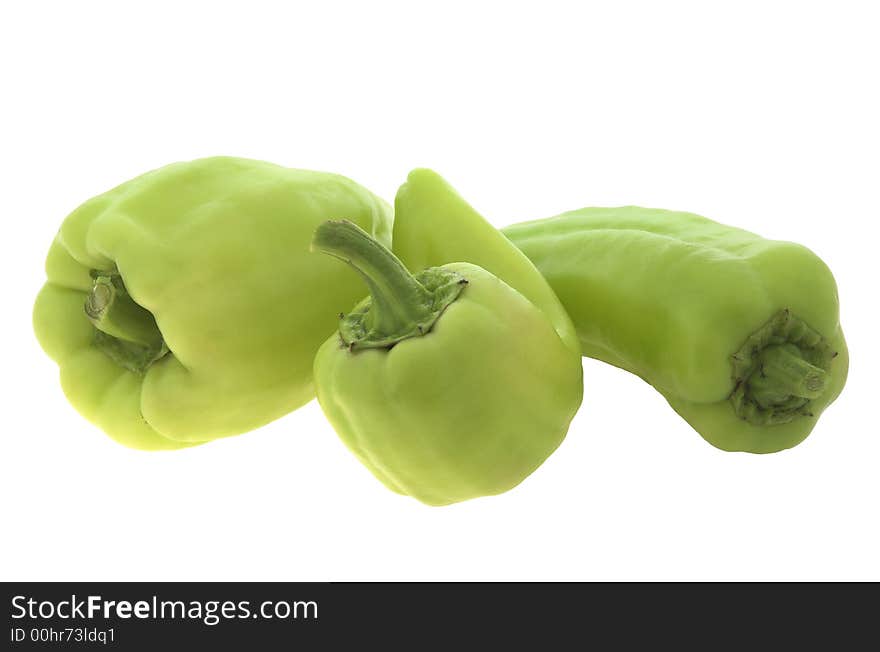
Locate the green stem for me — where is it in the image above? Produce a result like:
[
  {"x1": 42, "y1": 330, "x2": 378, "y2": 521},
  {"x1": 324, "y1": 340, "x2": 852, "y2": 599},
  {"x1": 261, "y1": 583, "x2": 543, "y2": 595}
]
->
[
  {"x1": 85, "y1": 275, "x2": 168, "y2": 374},
  {"x1": 748, "y1": 343, "x2": 829, "y2": 406},
  {"x1": 85, "y1": 276, "x2": 165, "y2": 348},
  {"x1": 312, "y1": 220, "x2": 437, "y2": 338},
  {"x1": 312, "y1": 220, "x2": 468, "y2": 350}
]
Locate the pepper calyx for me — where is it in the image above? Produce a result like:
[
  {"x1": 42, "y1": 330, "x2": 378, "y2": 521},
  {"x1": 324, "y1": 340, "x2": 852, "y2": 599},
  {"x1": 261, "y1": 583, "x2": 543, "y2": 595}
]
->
[
  {"x1": 312, "y1": 220, "x2": 467, "y2": 351},
  {"x1": 729, "y1": 309, "x2": 835, "y2": 425}
]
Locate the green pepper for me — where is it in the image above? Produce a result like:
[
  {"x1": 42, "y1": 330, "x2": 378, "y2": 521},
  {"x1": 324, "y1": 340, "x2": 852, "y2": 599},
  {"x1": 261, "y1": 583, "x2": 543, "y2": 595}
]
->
[
  {"x1": 312, "y1": 219, "x2": 582, "y2": 505},
  {"x1": 33, "y1": 157, "x2": 392, "y2": 449},
  {"x1": 392, "y1": 169, "x2": 581, "y2": 357},
  {"x1": 504, "y1": 206, "x2": 848, "y2": 453},
  {"x1": 312, "y1": 169, "x2": 582, "y2": 505}
]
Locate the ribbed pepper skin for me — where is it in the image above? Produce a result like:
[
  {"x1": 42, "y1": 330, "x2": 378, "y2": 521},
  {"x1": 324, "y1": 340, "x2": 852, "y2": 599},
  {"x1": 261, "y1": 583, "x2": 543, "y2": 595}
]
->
[
  {"x1": 504, "y1": 206, "x2": 848, "y2": 453},
  {"x1": 34, "y1": 157, "x2": 392, "y2": 449}
]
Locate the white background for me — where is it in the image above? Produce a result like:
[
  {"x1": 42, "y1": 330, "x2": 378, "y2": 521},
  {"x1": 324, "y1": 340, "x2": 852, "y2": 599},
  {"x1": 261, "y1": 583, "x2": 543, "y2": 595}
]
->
[{"x1": 1, "y1": 1, "x2": 877, "y2": 581}]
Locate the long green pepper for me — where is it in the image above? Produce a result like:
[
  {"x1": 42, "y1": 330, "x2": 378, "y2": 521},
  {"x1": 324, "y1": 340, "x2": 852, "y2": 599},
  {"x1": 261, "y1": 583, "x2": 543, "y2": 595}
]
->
[{"x1": 504, "y1": 206, "x2": 848, "y2": 453}]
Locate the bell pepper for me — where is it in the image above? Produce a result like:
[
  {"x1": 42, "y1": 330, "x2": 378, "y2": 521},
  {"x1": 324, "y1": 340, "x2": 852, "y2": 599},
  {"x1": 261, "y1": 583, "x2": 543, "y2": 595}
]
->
[{"x1": 33, "y1": 156, "x2": 392, "y2": 449}]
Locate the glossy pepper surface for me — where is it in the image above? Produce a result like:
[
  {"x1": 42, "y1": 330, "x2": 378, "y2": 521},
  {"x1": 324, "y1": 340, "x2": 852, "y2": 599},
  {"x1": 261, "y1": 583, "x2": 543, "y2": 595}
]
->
[
  {"x1": 504, "y1": 206, "x2": 848, "y2": 453},
  {"x1": 33, "y1": 157, "x2": 392, "y2": 449},
  {"x1": 312, "y1": 219, "x2": 582, "y2": 505}
]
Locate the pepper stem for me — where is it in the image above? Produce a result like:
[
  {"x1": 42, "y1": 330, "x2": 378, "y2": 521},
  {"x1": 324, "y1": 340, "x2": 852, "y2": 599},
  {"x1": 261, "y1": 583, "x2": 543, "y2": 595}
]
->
[
  {"x1": 311, "y1": 220, "x2": 467, "y2": 350},
  {"x1": 85, "y1": 275, "x2": 168, "y2": 374},
  {"x1": 729, "y1": 309, "x2": 836, "y2": 425},
  {"x1": 85, "y1": 276, "x2": 165, "y2": 348},
  {"x1": 748, "y1": 344, "x2": 830, "y2": 407}
]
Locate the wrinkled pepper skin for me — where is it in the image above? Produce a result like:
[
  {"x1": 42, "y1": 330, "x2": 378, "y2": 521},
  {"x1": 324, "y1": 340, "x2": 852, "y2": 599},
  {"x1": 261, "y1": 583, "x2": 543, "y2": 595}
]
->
[
  {"x1": 312, "y1": 220, "x2": 583, "y2": 505},
  {"x1": 504, "y1": 207, "x2": 848, "y2": 453},
  {"x1": 33, "y1": 157, "x2": 392, "y2": 449}
]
